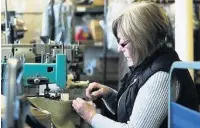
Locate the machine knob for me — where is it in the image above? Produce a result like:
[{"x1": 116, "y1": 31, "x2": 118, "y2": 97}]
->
[
  {"x1": 34, "y1": 78, "x2": 40, "y2": 85},
  {"x1": 27, "y1": 77, "x2": 49, "y2": 85},
  {"x1": 3, "y1": 56, "x2": 7, "y2": 63}
]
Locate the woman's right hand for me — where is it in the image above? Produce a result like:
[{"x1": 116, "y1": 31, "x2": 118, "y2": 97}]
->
[{"x1": 86, "y1": 82, "x2": 112, "y2": 100}]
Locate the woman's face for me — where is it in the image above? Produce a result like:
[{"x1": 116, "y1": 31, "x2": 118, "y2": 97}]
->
[{"x1": 117, "y1": 31, "x2": 134, "y2": 67}]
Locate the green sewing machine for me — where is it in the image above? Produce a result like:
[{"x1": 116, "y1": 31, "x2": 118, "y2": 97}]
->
[
  {"x1": 23, "y1": 54, "x2": 66, "y2": 88},
  {"x1": 2, "y1": 54, "x2": 67, "y2": 100}
]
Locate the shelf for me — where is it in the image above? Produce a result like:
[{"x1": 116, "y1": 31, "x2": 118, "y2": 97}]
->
[
  {"x1": 154, "y1": 0, "x2": 199, "y2": 4},
  {"x1": 1, "y1": 5, "x2": 104, "y2": 16},
  {"x1": 78, "y1": 40, "x2": 103, "y2": 47},
  {"x1": 75, "y1": 5, "x2": 104, "y2": 16},
  {"x1": 155, "y1": 0, "x2": 174, "y2": 3}
]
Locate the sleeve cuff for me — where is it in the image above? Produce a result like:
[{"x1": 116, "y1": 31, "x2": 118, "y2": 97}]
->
[{"x1": 91, "y1": 114, "x2": 106, "y2": 128}]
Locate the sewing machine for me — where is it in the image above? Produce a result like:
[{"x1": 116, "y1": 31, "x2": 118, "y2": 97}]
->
[
  {"x1": 1, "y1": 54, "x2": 67, "y2": 100},
  {"x1": 23, "y1": 54, "x2": 67, "y2": 100},
  {"x1": 1, "y1": 45, "x2": 89, "y2": 128},
  {"x1": 1, "y1": 43, "x2": 88, "y2": 100},
  {"x1": 23, "y1": 54, "x2": 66, "y2": 88},
  {"x1": 2, "y1": 56, "x2": 89, "y2": 128},
  {"x1": 1, "y1": 43, "x2": 84, "y2": 75}
]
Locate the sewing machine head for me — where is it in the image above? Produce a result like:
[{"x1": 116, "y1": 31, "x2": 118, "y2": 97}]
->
[
  {"x1": 23, "y1": 54, "x2": 66, "y2": 88},
  {"x1": 1, "y1": 44, "x2": 84, "y2": 100},
  {"x1": 2, "y1": 54, "x2": 67, "y2": 100}
]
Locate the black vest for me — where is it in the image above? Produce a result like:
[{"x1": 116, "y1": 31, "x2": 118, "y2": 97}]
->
[{"x1": 117, "y1": 44, "x2": 198, "y2": 127}]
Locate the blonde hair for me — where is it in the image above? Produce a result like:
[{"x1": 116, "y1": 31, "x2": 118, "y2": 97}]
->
[{"x1": 113, "y1": 1, "x2": 169, "y2": 66}]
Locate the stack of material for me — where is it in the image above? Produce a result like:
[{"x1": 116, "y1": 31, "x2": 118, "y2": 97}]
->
[
  {"x1": 28, "y1": 97, "x2": 80, "y2": 128},
  {"x1": 89, "y1": 19, "x2": 104, "y2": 41},
  {"x1": 29, "y1": 107, "x2": 51, "y2": 128}
]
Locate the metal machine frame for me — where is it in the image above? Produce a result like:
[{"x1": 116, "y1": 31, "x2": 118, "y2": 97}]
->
[
  {"x1": 3, "y1": 58, "x2": 23, "y2": 128},
  {"x1": 2, "y1": 58, "x2": 48, "y2": 128}
]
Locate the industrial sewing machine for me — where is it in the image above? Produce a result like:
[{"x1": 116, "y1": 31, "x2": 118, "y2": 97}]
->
[
  {"x1": 1, "y1": 43, "x2": 87, "y2": 100},
  {"x1": 25, "y1": 54, "x2": 67, "y2": 100},
  {"x1": 1, "y1": 43, "x2": 84, "y2": 79},
  {"x1": 2, "y1": 53, "x2": 88, "y2": 128},
  {"x1": 2, "y1": 54, "x2": 67, "y2": 100},
  {"x1": 1, "y1": 1, "x2": 87, "y2": 127}
]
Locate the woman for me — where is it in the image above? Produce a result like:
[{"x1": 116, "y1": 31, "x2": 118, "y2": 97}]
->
[{"x1": 72, "y1": 2, "x2": 198, "y2": 128}]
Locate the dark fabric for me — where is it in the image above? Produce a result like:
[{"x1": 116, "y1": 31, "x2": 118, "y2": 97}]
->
[
  {"x1": 26, "y1": 114, "x2": 46, "y2": 128},
  {"x1": 116, "y1": 44, "x2": 198, "y2": 128}
]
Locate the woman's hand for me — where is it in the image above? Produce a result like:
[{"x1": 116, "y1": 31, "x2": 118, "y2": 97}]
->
[
  {"x1": 86, "y1": 82, "x2": 112, "y2": 100},
  {"x1": 72, "y1": 97, "x2": 96, "y2": 123}
]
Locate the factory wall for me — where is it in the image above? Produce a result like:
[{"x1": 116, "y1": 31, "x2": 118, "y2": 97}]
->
[{"x1": 1, "y1": 0, "x2": 48, "y2": 44}]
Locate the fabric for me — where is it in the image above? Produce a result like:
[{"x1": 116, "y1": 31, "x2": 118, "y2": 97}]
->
[
  {"x1": 41, "y1": 1, "x2": 71, "y2": 44},
  {"x1": 28, "y1": 97, "x2": 80, "y2": 128},
  {"x1": 27, "y1": 107, "x2": 50, "y2": 128}
]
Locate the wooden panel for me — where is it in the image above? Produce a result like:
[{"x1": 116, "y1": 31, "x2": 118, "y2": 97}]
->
[
  {"x1": 19, "y1": 14, "x2": 43, "y2": 44},
  {"x1": 1, "y1": 0, "x2": 47, "y2": 44}
]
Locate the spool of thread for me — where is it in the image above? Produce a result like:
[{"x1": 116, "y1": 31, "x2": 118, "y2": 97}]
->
[{"x1": 85, "y1": 67, "x2": 94, "y2": 76}]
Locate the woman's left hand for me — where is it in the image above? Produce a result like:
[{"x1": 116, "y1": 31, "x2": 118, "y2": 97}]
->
[{"x1": 72, "y1": 97, "x2": 96, "y2": 123}]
